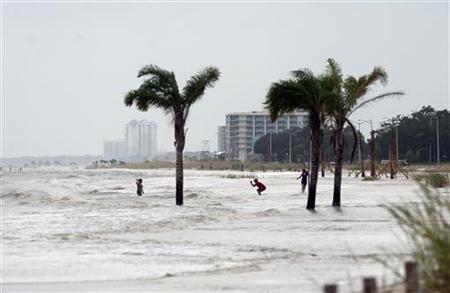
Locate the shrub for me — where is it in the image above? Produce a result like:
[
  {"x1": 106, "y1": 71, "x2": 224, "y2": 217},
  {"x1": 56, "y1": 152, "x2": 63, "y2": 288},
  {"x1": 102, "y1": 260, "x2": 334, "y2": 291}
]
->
[
  {"x1": 413, "y1": 173, "x2": 449, "y2": 188},
  {"x1": 427, "y1": 173, "x2": 449, "y2": 188},
  {"x1": 386, "y1": 183, "x2": 450, "y2": 292}
]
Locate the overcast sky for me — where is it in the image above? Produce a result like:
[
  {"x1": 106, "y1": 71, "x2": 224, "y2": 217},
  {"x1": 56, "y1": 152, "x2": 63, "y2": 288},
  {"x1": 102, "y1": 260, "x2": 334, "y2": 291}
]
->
[{"x1": 2, "y1": 1, "x2": 449, "y2": 157}]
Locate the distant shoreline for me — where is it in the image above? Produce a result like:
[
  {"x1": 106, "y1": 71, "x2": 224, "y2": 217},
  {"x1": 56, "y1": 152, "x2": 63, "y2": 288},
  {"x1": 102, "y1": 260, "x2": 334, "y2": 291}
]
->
[{"x1": 119, "y1": 161, "x2": 450, "y2": 173}]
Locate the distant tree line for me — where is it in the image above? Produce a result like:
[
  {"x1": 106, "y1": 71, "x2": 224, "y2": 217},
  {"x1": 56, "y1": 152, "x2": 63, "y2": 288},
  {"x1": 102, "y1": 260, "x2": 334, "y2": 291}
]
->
[
  {"x1": 254, "y1": 106, "x2": 449, "y2": 165},
  {"x1": 375, "y1": 106, "x2": 449, "y2": 163}
]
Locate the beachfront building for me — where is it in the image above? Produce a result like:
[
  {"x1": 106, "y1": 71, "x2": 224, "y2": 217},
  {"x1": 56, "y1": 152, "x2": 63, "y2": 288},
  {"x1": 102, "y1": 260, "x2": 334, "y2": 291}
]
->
[
  {"x1": 217, "y1": 126, "x2": 226, "y2": 153},
  {"x1": 125, "y1": 120, "x2": 158, "y2": 160},
  {"x1": 225, "y1": 111, "x2": 309, "y2": 161}
]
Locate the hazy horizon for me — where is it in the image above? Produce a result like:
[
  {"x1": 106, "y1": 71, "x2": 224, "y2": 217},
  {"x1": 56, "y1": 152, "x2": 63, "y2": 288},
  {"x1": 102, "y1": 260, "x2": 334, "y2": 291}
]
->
[{"x1": 2, "y1": 2, "x2": 449, "y2": 158}]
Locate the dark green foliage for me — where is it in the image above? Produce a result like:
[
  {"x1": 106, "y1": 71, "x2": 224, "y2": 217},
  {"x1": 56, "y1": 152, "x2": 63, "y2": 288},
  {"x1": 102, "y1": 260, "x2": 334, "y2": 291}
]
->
[
  {"x1": 376, "y1": 106, "x2": 450, "y2": 163},
  {"x1": 124, "y1": 65, "x2": 220, "y2": 119},
  {"x1": 386, "y1": 184, "x2": 450, "y2": 292}
]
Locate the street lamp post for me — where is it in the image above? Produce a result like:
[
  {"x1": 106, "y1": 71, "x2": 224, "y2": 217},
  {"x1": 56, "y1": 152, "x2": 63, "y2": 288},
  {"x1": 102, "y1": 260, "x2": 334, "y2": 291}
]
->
[
  {"x1": 357, "y1": 122, "x2": 362, "y2": 164},
  {"x1": 288, "y1": 131, "x2": 292, "y2": 164},
  {"x1": 395, "y1": 125, "x2": 399, "y2": 162},
  {"x1": 437, "y1": 118, "x2": 440, "y2": 165},
  {"x1": 430, "y1": 117, "x2": 440, "y2": 165}
]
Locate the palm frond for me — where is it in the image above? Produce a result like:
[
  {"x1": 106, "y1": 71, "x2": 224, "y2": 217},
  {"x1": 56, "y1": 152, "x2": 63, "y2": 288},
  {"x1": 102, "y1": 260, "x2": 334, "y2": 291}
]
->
[
  {"x1": 325, "y1": 58, "x2": 343, "y2": 80},
  {"x1": 123, "y1": 88, "x2": 173, "y2": 114},
  {"x1": 366, "y1": 67, "x2": 388, "y2": 86},
  {"x1": 343, "y1": 76, "x2": 358, "y2": 96},
  {"x1": 291, "y1": 68, "x2": 314, "y2": 80},
  {"x1": 345, "y1": 118, "x2": 358, "y2": 163},
  {"x1": 124, "y1": 89, "x2": 139, "y2": 107},
  {"x1": 319, "y1": 59, "x2": 343, "y2": 120},
  {"x1": 321, "y1": 79, "x2": 342, "y2": 117},
  {"x1": 264, "y1": 78, "x2": 312, "y2": 121},
  {"x1": 349, "y1": 91, "x2": 405, "y2": 116},
  {"x1": 292, "y1": 69, "x2": 324, "y2": 111},
  {"x1": 137, "y1": 64, "x2": 180, "y2": 101},
  {"x1": 182, "y1": 66, "x2": 221, "y2": 106},
  {"x1": 349, "y1": 67, "x2": 388, "y2": 101}
]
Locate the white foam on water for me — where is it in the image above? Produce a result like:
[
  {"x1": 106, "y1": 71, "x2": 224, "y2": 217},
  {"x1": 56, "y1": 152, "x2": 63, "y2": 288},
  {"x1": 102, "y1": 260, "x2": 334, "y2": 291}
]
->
[{"x1": 1, "y1": 167, "x2": 426, "y2": 291}]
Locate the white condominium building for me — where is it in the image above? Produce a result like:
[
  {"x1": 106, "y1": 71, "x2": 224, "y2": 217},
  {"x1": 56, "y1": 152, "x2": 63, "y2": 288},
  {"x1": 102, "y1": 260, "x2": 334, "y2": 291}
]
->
[
  {"x1": 104, "y1": 120, "x2": 157, "y2": 161},
  {"x1": 125, "y1": 120, "x2": 157, "y2": 159},
  {"x1": 138, "y1": 120, "x2": 157, "y2": 159},
  {"x1": 225, "y1": 111, "x2": 308, "y2": 161},
  {"x1": 126, "y1": 120, "x2": 140, "y2": 157}
]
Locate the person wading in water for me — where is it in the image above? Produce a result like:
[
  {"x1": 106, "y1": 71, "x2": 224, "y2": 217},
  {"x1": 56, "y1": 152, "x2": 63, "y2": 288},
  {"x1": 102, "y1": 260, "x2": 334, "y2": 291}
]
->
[
  {"x1": 136, "y1": 178, "x2": 144, "y2": 196},
  {"x1": 296, "y1": 169, "x2": 309, "y2": 193},
  {"x1": 250, "y1": 178, "x2": 266, "y2": 195}
]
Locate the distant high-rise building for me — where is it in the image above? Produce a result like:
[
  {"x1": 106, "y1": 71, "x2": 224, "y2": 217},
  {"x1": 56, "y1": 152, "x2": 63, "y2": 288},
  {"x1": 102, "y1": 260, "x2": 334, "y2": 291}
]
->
[
  {"x1": 103, "y1": 140, "x2": 127, "y2": 160},
  {"x1": 217, "y1": 126, "x2": 226, "y2": 153},
  {"x1": 225, "y1": 111, "x2": 309, "y2": 161},
  {"x1": 138, "y1": 120, "x2": 157, "y2": 159},
  {"x1": 126, "y1": 120, "x2": 140, "y2": 157},
  {"x1": 125, "y1": 120, "x2": 157, "y2": 160}
]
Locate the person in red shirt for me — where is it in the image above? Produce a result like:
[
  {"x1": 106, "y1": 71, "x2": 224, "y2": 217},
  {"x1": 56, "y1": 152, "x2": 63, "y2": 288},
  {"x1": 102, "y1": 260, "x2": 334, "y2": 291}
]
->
[{"x1": 250, "y1": 178, "x2": 266, "y2": 195}]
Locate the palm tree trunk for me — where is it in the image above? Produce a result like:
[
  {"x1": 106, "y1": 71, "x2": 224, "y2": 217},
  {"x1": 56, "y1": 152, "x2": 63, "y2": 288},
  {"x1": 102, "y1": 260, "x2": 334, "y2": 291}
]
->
[
  {"x1": 370, "y1": 130, "x2": 376, "y2": 177},
  {"x1": 332, "y1": 128, "x2": 344, "y2": 207},
  {"x1": 175, "y1": 147, "x2": 183, "y2": 205},
  {"x1": 359, "y1": 134, "x2": 365, "y2": 177},
  {"x1": 175, "y1": 115, "x2": 185, "y2": 206},
  {"x1": 320, "y1": 145, "x2": 325, "y2": 177},
  {"x1": 306, "y1": 114, "x2": 321, "y2": 210}
]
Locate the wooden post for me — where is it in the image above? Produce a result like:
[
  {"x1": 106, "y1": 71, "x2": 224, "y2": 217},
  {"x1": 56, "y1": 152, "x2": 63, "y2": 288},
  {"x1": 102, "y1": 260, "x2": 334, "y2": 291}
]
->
[
  {"x1": 363, "y1": 277, "x2": 377, "y2": 293},
  {"x1": 323, "y1": 284, "x2": 337, "y2": 293},
  {"x1": 405, "y1": 261, "x2": 420, "y2": 293}
]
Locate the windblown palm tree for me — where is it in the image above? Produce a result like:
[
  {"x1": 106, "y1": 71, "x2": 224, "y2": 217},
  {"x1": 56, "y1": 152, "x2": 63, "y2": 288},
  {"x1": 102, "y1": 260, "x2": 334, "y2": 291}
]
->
[
  {"x1": 265, "y1": 65, "x2": 332, "y2": 210},
  {"x1": 324, "y1": 58, "x2": 404, "y2": 207},
  {"x1": 124, "y1": 65, "x2": 220, "y2": 206}
]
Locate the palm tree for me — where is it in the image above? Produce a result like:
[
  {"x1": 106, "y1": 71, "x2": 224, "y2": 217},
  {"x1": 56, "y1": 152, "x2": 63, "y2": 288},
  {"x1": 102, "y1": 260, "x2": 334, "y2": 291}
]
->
[
  {"x1": 265, "y1": 65, "x2": 332, "y2": 210},
  {"x1": 324, "y1": 58, "x2": 404, "y2": 207},
  {"x1": 124, "y1": 65, "x2": 220, "y2": 206}
]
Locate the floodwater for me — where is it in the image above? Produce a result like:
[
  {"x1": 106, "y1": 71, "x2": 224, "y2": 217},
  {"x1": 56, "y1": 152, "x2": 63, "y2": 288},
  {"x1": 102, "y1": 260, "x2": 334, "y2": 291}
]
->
[{"x1": 2, "y1": 167, "x2": 420, "y2": 292}]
